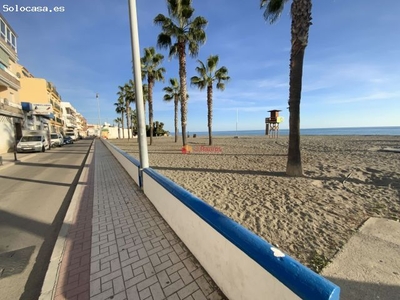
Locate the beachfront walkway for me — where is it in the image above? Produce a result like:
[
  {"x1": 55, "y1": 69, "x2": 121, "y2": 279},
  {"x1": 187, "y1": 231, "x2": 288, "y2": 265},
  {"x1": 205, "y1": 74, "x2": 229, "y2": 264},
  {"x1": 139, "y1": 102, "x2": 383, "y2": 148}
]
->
[{"x1": 53, "y1": 140, "x2": 226, "y2": 300}]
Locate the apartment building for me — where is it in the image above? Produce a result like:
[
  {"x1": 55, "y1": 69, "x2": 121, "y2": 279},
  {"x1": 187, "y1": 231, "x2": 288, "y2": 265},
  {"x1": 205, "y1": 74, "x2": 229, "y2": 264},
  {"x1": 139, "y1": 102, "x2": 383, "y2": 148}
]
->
[
  {"x1": 61, "y1": 102, "x2": 78, "y2": 137},
  {"x1": 0, "y1": 13, "x2": 23, "y2": 153},
  {"x1": 18, "y1": 75, "x2": 64, "y2": 134},
  {"x1": 76, "y1": 112, "x2": 88, "y2": 137}
]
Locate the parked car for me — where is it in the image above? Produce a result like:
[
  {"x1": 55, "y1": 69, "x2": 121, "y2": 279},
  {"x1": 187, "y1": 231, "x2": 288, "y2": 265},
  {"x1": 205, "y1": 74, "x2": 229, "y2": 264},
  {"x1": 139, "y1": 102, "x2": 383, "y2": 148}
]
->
[
  {"x1": 17, "y1": 130, "x2": 49, "y2": 153},
  {"x1": 50, "y1": 133, "x2": 64, "y2": 147},
  {"x1": 63, "y1": 136, "x2": 74, "y2": 144}
]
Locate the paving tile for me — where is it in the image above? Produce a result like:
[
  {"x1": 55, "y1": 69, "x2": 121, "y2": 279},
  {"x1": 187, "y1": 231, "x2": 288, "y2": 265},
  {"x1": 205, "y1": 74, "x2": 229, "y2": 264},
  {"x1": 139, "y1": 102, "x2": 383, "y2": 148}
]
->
[
  {"x1": 154, "y1": 259, "x2": 173, "y2": 273},
  {"x1": 195, "y1": 276, "x2": 214, "y2": 296},
  {"x1": 156, "y1": 270, "x2": 171, "y2": 288},
  {"x1": 165, "y1": 262, "x2": 185, "y2": 276},
  {"x1": 177, "y1": 281, "x2": 199, "y2": 299},
  {"x1": 150, "y1": 282, "x2": 165, "y2": 300},
  {"x1": 125, "y1": 273, "x2": 147, "y2": 289},
  {"x1": 139, "y1": 287, "x2": 151, "y2": 300},
  {"x1": 163, "y1": 279, "x2": 185, "y2": 297},
  {"x1": 178, "y1": 268, "x2": 194, "y2": 285},
  {"x1": 113, "y1": 276, "x2": 126, "y2": 294},
  {"x1": 192, "y1": 290, "x2": 207, "y2": 300}
]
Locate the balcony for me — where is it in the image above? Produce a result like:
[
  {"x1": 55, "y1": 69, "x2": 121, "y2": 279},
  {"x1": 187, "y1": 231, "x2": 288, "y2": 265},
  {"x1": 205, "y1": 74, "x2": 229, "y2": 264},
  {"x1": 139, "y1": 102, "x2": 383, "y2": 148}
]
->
[
  {"x1": 0, "y1": 98, "x2": 23, "y2": 117},
  {"x1": 0, "y1": 68, "x2": 20, "y2": 90}
]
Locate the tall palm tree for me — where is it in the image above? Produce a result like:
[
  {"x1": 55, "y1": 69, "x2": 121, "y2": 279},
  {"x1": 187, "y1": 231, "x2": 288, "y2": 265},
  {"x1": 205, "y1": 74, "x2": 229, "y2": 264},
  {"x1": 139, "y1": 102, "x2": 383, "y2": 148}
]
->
[
  {"x1": 114, "y1": 96, "x2": 125, "y2": 139},
  {"x1": 191, "y1": 55, "x2": 230, "y2": 146},
  {"x1": 261, "y1": 0, "x2": 312, "y2": 176},
  {"x1": 154, "y1": 0, "x2": 207, "y2": 147},
  {"x1": 114, "y1": 117, "x2": 122, "y2": 139},
  {"x1": 117, "y1": 80, "x2": 136, "y2": 140},
  {"x1": 163, "y1": 78, "x2": 180, "y2": 143},
  {"x1": 141, "y1": 47, "x2": 166, "y2": 145}
]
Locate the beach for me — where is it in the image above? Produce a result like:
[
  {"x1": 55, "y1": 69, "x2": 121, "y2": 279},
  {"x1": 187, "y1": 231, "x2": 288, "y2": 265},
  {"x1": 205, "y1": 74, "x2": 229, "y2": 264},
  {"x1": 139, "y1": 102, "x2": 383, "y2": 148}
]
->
[{"x1": 109, "y1": 135, "x2": 400, "y2": 271}]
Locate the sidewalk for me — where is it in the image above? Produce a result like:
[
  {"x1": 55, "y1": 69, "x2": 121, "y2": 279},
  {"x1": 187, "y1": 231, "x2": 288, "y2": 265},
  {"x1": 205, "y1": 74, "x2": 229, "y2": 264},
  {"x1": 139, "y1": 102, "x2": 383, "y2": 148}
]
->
[{"x1": 47, "y1": 140, "x2": 226, "y2": 300}]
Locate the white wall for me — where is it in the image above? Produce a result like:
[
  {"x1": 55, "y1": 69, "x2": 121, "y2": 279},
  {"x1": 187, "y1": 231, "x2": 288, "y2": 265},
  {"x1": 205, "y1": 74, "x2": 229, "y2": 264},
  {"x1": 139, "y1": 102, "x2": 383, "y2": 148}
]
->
[{"x1": 0, "y1": 116, "x2": 14, "y2": 153}]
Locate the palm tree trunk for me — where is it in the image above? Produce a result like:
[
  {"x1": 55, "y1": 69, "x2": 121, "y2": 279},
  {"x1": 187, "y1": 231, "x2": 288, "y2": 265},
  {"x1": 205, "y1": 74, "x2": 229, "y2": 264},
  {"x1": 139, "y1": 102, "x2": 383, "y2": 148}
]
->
[
  {"x1": 126, "y1": 104, "x2": 130, "y2": 140},
  {"x1": 286, "y1": 0, "x2": 312, "y2": 176},
  {"x1": 207, "y1": 84, "x2": 213, "y2": 146},
  {"x1": 121, "y1": 112, "x2": 125, "y2": 139},
  {"x1": 178, "y1": 41, "x2": 188, "y2": 146},
  {"x1": 174, "y1": 96, "x2": 179, "y2": 143},
  {"x1": 149, "y1": 79, "x2": 154, "y2": 145}
]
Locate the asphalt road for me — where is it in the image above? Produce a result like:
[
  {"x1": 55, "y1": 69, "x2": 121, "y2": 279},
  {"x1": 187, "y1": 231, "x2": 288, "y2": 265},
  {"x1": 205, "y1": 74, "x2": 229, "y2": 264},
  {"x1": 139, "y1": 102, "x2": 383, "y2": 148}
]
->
[{"x1": 0, "y1": 138, "x2": 92, "y2": 300}]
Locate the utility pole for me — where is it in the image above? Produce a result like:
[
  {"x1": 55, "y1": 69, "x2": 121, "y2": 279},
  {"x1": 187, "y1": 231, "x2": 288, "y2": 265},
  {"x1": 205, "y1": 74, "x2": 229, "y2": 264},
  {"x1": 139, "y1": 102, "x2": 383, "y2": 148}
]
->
[
  {"x1": 96, "y1": 93, "x2": 101, "y2": 136},
  {"x1": 128, "y1": 0, "x2": 149, "y2": 168}
]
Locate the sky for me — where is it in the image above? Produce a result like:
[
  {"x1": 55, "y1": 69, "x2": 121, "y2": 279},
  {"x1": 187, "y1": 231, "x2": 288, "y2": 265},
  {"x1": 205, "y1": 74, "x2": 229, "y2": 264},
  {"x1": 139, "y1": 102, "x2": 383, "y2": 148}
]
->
[{"x1": 3, "y1": 0, "x2": 400, "y2": 132}]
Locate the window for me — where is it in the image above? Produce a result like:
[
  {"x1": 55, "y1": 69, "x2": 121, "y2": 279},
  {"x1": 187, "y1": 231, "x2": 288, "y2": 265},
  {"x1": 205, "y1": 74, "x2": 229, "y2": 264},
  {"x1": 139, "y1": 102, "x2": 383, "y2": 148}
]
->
[
  {"x1": 0, "y1": 20, "x2": 5, "y2": 40},
  {"x1": 11, "y1": 33, "x2": 16, "y2": 51}
]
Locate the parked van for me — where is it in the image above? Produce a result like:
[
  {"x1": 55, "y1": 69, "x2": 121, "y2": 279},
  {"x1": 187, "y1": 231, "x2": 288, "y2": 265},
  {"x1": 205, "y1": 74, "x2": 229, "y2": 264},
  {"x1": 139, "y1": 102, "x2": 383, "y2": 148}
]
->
[{"x1": 17, "y1": 130, "x2": 50, "y2": 153}]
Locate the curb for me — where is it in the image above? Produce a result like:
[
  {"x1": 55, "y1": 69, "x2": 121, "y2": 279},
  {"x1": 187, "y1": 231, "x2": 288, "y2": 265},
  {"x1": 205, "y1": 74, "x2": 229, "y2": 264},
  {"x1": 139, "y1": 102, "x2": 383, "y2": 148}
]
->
[{"x1": 39, "y1": 142, "x2": 95, "y2": 300}]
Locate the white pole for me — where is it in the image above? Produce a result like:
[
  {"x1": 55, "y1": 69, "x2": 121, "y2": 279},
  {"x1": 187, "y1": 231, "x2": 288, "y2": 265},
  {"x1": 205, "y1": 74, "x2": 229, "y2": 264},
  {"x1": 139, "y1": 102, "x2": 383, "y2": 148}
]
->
[
  {"x1": 128, "y1": 0, "x2": 149, "y2": 168},
  {"x1": 236, "y1": 108, "x2": 238, "y2": 134},
  {"x1": 96, "y1": 93, "x2": 101, "y2": 136}
]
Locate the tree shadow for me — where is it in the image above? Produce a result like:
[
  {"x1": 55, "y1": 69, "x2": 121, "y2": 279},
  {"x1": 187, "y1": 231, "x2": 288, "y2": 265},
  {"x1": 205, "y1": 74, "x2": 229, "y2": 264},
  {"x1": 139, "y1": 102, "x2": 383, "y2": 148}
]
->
[
  {"x1": 15, "y1": 162, "x2": 81, "y2": 170},
  {"x1": 326, "y1": 276, "x2": 400, "y2": 300},
  {"x1": 152, "y1": 165, "x2": 287, "y2": 177}
]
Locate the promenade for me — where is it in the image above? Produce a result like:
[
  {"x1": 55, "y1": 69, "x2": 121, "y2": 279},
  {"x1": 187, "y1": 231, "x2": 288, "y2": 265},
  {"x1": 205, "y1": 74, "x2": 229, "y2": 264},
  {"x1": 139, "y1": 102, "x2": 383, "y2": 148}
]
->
[{"x1": 43, "y1": 140, "x2": 226, "y2": 300}]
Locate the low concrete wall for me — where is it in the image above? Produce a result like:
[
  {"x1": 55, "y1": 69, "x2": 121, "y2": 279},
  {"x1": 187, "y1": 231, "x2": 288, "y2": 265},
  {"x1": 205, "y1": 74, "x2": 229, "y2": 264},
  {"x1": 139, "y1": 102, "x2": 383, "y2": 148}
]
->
[
  {"x1": 103, "y1": 140, "x2": 340, "y2": 300},
  {"x1": 101, "y1": 139, "x2": 141, "y2": 186}
]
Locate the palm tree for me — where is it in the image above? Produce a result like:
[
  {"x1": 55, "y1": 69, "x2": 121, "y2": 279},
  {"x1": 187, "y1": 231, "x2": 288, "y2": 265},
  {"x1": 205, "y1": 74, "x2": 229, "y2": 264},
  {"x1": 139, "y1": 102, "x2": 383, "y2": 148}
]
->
[
  {"x1": 117, "y1": 80, "x2": 136, "y2": 140},
  {"x1": 154, "y1": 0, "x2": 207, "y2": 147},
  {"x1": 163, "y1": 78, "x2": 180, "y2": 143},
  {"x1": 141, "y1": 47, "x2": 166, "y2": 145},
  {"x1": 114, "y1": 117, "x2": 122, "y2": 139},
  {"x1": 261, "y1": 0, "x2": 312, "y2": 176},
  {"x1": 130, "y1": 109, "x2": 138, "y2": 135},
  {"x1": 114, "y1": 96, "x2": 125, "y2": 139},
  {"x1": 191, "y1": 55, "x2": 230, "y2": 145}
]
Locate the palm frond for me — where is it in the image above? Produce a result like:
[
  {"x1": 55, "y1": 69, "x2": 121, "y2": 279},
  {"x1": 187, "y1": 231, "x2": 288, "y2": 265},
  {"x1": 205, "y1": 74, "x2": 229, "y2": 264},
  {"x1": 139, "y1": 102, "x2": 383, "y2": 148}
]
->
[{"x1": 260, "y1": 0, "x2": 288, "y2": 24}]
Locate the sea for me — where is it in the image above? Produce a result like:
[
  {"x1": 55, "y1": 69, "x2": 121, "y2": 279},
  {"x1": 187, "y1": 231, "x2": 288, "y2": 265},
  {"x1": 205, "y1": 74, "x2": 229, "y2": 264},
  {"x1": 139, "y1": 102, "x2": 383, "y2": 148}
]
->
[{"x1": 182, "y1": 126, "x2": 400, "y2": 137}]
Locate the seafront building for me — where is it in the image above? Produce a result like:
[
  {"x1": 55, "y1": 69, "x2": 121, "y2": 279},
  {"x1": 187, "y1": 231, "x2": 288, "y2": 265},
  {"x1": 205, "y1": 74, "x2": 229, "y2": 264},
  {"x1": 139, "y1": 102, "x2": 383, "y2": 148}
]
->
[
  {"x1": 61, "y1": 102, "x2": 78, "y2": 137},
  {"x1": 0, "y1": 13, "x2": 23, "y2": 153},
  {"x1": 0, "y1": 12, "x2": 89, "y2": 154}
]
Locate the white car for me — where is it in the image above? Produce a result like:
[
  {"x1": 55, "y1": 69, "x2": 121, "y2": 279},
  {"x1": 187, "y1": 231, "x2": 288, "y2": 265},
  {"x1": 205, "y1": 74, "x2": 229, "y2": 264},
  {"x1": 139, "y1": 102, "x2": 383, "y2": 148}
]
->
[
  {"x1": 17, "y1": 132, "x2": 49, "y2": 152},
  {"x1": 50, "y1": 133, "x2": 64, "y2": 147}
]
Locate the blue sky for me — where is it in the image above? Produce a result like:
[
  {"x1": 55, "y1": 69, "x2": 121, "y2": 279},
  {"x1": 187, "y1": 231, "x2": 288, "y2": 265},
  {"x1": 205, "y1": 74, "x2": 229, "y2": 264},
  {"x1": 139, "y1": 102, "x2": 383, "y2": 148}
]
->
[{"x1": 3, "y1": 0, "x2": 400, "y2": 132}]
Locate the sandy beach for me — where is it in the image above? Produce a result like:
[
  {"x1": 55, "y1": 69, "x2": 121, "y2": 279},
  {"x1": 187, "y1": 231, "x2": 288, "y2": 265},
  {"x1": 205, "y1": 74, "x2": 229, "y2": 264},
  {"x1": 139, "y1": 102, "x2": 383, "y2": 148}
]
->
[{"x1": 109, "y1": 135, "x2": 400, "y2": 271}]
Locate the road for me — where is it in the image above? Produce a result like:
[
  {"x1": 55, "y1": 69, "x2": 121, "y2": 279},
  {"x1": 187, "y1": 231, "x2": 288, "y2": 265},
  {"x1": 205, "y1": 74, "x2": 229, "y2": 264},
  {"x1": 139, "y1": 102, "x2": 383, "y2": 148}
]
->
[{"x1": 0, "y1": 139, "x2": 92, "y2": 300}]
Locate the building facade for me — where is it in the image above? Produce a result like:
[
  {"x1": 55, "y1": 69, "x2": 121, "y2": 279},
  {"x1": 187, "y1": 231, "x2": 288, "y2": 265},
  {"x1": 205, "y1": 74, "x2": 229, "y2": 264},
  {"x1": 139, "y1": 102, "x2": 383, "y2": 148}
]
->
[
  {"x1": 18, "y1": 76, "x2": 64, "y2": 134},
  {"x1": 0, "y1": 13, "x2": 23, "y2": 153},
  {"x1": 61, "y1": 102, "x2": 78, "y2": 137}
]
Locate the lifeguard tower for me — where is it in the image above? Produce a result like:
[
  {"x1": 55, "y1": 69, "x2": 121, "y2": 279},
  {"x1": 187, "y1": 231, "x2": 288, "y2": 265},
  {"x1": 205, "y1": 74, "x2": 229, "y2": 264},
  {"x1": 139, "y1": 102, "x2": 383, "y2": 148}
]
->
[{"x1": 265, "y1": 110, "x2": 283, "y2": 138}]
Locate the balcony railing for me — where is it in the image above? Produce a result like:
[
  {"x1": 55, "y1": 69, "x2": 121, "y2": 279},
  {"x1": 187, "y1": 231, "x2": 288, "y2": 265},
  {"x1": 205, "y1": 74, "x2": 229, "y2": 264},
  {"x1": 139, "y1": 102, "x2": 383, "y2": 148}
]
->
[
  {"x1": 0, "y1": 68, "x2": 20, "y2": 89},
  {"x1": 0, "y1": 99, "x2": 23, "y2": 116}
]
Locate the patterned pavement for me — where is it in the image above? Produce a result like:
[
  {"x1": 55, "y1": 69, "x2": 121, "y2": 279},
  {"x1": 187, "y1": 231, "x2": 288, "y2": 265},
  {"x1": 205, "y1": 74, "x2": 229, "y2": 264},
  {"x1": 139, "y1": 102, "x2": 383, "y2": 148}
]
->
[{"x1": 53, "y1": 140, "x2": 226, "y2": 300}]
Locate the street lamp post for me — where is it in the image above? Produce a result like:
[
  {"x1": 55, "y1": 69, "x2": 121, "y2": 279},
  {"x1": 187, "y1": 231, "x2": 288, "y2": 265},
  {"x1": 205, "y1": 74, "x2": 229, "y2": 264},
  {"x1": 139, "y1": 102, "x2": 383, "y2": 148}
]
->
[
  {"x1": 96, "y1": 93, "x2": 101, "y2": 137},
  {"x1": 128, "y1": 0, "x2": 149, "y2": 169}
]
